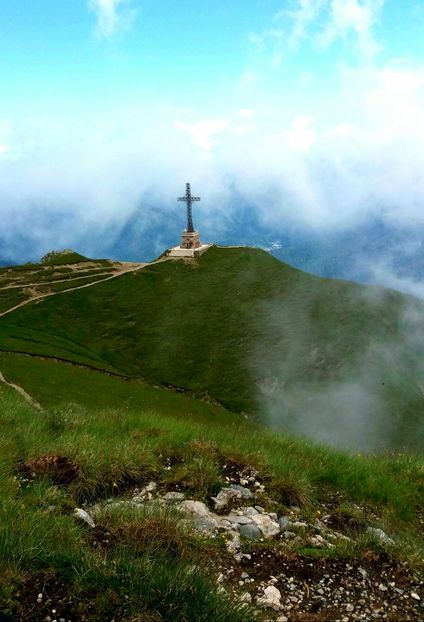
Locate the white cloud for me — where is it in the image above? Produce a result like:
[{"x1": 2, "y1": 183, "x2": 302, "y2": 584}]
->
[
  {"x1": 88, "y1": 0, "x2": 138, "y2": 38},
  {"x1": 2, "y1": 60, "x2": 424, "y2": 281},
  {"x1": 285, "y1": 115, "x2": 316, "y2": 153},
  {"x1": 252, "y1": 0, "x2": 385, "y2": 63},
  {"x1": 320, "y1": 0, "x2": 384, "y2": 60},
  {"x1": 174, "y1": 119, "x2": 230, "y2": 152}
]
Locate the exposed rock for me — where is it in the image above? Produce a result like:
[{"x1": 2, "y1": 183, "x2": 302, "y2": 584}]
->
[
  {"x1": 278, "y1": 516, "x2": 292, "y2": 530},
  {"x1": 229, "y1": 484, "x2": 254, "y2": 499},
  {"x1": 226, "y1": 514, "x2": 253, "y2": 525},
  {"x1": 179, "y1": 500, "x2": 219, "y2": 533},
  {"x1": 239, "y1": 523, "x2": 262, "y2": 540},
  {"x1": 211, "y1": 485, "x2": 252, "y2": 511},
  {"x1": 367, "y1": 527, "x2": 395, "y2": 547},
  {"x1": 251, "y1": 514, "x2": 280, "y2": 537},
  {"x1": 74, "y1": 508, "x2": 95, "y2": 528},
  {"x1": 226, "y1": 530, "x2": 241, "y2": 553},
  {"x1": 133, "y1": 481, "x2": 157, "y2": 502},
  {"x1": 163, "y1": 491, "x2": 185, "y2": 501},
  {"x1": 256, "y1": 585, "x2": 282, "y2": 610}
]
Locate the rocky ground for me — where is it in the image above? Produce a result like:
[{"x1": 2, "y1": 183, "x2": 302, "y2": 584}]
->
[{"x1": 68, "y1": 466, "x2": 423, "y2": 622}]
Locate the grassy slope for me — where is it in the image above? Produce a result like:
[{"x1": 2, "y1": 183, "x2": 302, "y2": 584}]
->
[
  {"x1": 0, "y1": 352, "x2": 241, "y2": 426},
  {"x1": 0, "y1": 380, "x2": 423, "y2": 619},
  {"x1": 1, "y1": 247, "x2": 424, "y2": 449}
]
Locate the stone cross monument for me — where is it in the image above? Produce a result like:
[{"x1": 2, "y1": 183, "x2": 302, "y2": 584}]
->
[{"x1": 177, "y1": 182, "x2": 202, "y2": 249}]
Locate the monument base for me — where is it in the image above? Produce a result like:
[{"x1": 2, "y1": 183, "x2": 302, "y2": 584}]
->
[
  {"x1": 167, "y1": 243, "x2": 212, "y2": 258},
  {"x1": 180, "y1": 230, "x2": 201, "y2": 249}
]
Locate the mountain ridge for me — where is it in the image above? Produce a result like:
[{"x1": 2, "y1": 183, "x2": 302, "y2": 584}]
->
[{"x1": 1, "y1": 245, "x2": 423, "y2": 450}]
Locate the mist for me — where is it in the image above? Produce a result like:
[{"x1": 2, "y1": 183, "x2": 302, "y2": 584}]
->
[{"x1": 252, "y1": 272, "x2": 424, "y2": 452}]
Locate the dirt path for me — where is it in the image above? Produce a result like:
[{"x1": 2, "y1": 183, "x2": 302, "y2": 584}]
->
[
  {"x1": 0, "y1": 271, "x2": 114, "y2": 290},
  {"x1": 0, "y1": 369, "x2": 42, "y2": 410},
  {"x1": 0, "y1": 259, "x2": 169, "y2": 319}
]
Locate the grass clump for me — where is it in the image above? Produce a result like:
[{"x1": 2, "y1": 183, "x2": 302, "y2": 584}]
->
[{"x1": 165, "y1": 455, "x2": 222, "y2": 497}]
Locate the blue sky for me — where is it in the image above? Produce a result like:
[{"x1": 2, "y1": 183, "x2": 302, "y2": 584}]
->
[{"x1": 1, "y1": 1, "x2": 424, "y2": 277}]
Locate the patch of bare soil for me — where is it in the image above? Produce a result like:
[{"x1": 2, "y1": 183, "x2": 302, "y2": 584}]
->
[{"x1": 19, "y1": 454, "x2": 81, "y2": 485}]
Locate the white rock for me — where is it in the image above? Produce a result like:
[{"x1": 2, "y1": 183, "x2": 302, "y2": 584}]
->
[
  {"x1": 211, "y1": 488, "x2": 242, "y2": 511},
  {"x1": 226, "y1": 531, "x2": 241, "y2": 553},
  {"x1": 346, "y1": 603, "x2": 354, "y2": 612},
  {"x1": 179, "y1": 500, "x2": 219, "y2": 533},
  {"x1": 251, "y1": 514, "x2": 280, "y2": 538},
  {"x1": 367, "y1": 527, "x2": 395, "y2": 547},
  {"x1": 411, "y1": 592, "x2": 420, "y2": 601},
  {"x1": 163, "y1": 491, "x2": 185, "y2": 501},
  {"x1": 74, "y1": 508, "x2": 95, "y2": 528},
  {"x1": 257, "y1": 585, "x2": 282, "y2": 610},
  {"x1": 239, "y1": 592, "x2": 252, "y2": 603},
  {"x1": 277, "y1": 616, "x2": 288, "y2": 622}
]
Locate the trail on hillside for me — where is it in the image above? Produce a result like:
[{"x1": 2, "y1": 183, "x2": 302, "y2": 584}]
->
[
  {"x1": 0, "y1": 258, "x2": 171, "y2": 319},
  {"x1": 0, "y1": 369, "x2": 42, "y2": 410},
  {"x1": 0, "y1": 270, "x2": 114, "y2": 290}
]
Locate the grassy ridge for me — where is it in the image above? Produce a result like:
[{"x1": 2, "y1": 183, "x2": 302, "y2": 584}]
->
[{"x1": 1, "y1": 247, "x2": 424, "y2": 449}]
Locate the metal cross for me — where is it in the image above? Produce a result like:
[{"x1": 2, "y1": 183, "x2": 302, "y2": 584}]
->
[{"x1": 177, "y1": 182, "x2": 201, "y2": 232}]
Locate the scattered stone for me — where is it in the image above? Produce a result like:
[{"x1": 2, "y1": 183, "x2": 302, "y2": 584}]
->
[
  {"x1": 133, "y1": 481, "x2": 157, "y2": 502},
  {"x1": 346, "y1": 603, "x2": 354, "y2": 612},
  {"x1": 74, "y1": 508, "x2": 95, "y2": 528},
  {"x1": 179, "y1": 500, "x2": 219, "y2": 533},
  {"x1": 226, "y1": 531, "x2": 241, "y2": 553},
  {"x1": 226, "y1": 514, "x2": 253, "y2": 525},
  {"x1": 163, "y1": 491, "x2": 185, "y2": 501},
  {"x1": 229, "y1": 484, "x2": 253, "y2": 499},
  {"x1": 411, "y1": 592, "x2": 420, "y2": 601},
  {"x1": 291, "y1": 521, "x2": 308, "y2": 528},
  {"x1": 251, "y1": 514, "x2": 280, "y2": 537},
  {"x1": 278, "y1": 516, "x2": 292, "y2": 530},
  {"x1": 239, "y1": 523, "x2": 262, "y2": 540},
  {"x1": 210, "y1": 489, "x2": 237, "y2": 511},
  {"x1": 367, "y1": 527, "x2": 395, "y2": 547},
  {"x1": 239, "y1": 592, "x2": 252, "y2": 603},
  {"x1": 256, "y1": 585, "x2": 282, "y2": 610},
  {"x1": 282, "y1": 530, "x2": 296, "y2": 540}
]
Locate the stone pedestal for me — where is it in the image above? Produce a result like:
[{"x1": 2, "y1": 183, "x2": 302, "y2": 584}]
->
[{"x1": 181, "y1": 230, "x2": 201, "y2": 249}]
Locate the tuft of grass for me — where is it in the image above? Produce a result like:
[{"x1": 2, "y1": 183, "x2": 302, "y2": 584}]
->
[
  {"x1": 165, "y1": 455, "x2": 222, "y2": 498},
  {"x1": 268, "y1": 473, "x2": 311, "y2": 508}
]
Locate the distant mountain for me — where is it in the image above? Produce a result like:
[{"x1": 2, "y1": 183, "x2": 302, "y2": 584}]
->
[
  {"x1": 1, "y1": 245, "x2": 423, "y2": 451},
  {"x1": 105, "y1": 200, "x2": 424, "y2": 292}
]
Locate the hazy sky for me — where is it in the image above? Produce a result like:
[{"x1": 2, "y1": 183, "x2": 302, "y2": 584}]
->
[{"x1": 1, "y1": 1, "x2": 424, "y2": 261}]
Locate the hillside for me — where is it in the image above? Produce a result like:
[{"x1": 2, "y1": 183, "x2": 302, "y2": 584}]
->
[
  {"x1": 0, "y1": 383, "x2": 423, "y2": 621},
  {"x1": 0, "y1": 248, "x2": 423, "y2": 620},
  {"x1": 0, "y1": 246, "x2": 424, "y2": 450}
]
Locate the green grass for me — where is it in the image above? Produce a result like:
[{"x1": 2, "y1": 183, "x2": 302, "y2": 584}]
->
[
  {"x1": 0, "y1": 388, "x2": 423, "y2": 617},
  {"x1": 1, "y1": 247, "x2": 424, "y2": 450},
  {"x1": 0, "y1": 352, "x2": 241, "y2": 425},
  {"x1": 40, "y1": 250, "x2": 91, "y2": 265}
]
